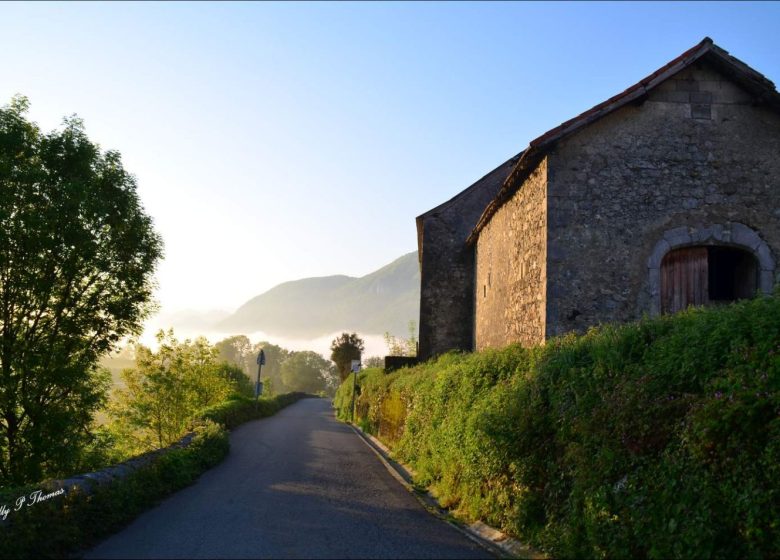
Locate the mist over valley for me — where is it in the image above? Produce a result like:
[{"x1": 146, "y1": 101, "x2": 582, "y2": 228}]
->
[{"x1": 137, "y1": 251, "x2": 420, "y2": 360}]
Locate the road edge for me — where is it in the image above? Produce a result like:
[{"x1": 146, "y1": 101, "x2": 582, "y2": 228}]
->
[{"x1": 348, "y1": 424, "x2": 546, "y2": 560}]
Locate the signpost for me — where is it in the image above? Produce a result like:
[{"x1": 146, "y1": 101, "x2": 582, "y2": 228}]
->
[
  {"x1": 255, "y1": 349, "x2": 266, "y2": 410},
  {"x1": 350, "y1": 359, "x2": 361, "y2": 424}
]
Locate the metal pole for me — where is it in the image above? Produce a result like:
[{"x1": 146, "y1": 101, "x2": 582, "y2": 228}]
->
[
  {"x1": 255, "y1": 363, "x2": 261, "y2": 411},
  {"x1": 351, "y1": 370, "x2": 357, "y2": 424}
]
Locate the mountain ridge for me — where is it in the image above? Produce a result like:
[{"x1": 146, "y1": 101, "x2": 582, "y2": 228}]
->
[{"x1": 217, "y1": 251, "x2": 420, "y2": 338}]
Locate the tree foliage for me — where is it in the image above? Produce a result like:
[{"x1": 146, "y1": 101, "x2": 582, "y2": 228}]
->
[
  {"x1": 280, "y1": 351, "x2": 332, "y2": 394},
  {"x1": 252, "y1": 341, "x2": 290, "y2": 391},
  {"x1": 383, "y1": 320, "x2": 418, "y2": 357},
  {"x1": 108, "y1": 332, "x2": 235, "y2": 454},
  {"x1": 330, "y1": 332, "x2": 365, "y2": 382},
  {"x1": 363, "y1": 356, "x2": 384, "y2": 369},
  {"x1": 214, "y1": 335, "x2": 252, "y2": 371},
  {"x1": 214, "y1": 335, "x2": 290, "y2": 393},
  {"x1": 0, "y1": 97, "x2": 163, "y2": 484}
]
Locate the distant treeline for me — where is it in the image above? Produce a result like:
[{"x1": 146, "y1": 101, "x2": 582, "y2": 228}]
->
[{"x1": 213, "y1": 334, "x2": 338, "y2": 396}]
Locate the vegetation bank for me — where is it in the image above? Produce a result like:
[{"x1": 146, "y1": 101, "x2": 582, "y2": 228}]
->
[{"x1": 335, "y1": 294, "x2": 780, "y2": 559}]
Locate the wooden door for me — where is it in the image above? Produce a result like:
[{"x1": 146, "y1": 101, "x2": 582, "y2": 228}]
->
[{"x1": 661, "y1": 247, "x2": 709, "y2": 314}]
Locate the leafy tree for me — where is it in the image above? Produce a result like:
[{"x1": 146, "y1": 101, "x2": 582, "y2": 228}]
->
[
  {"x1": 216, "y1": 362, "x2": 253, "y2": 398},
  {"x1": 320, "y1": 362, "x2": 340, "y2": 396},
  {"x1": 251, "y1": 341, "x2": 290, "y2": 389},
  {"x1": 280, "y1": 351, "x2": 330, "y2": 394},
  {"x1": 383, "y1": 320, "x2": 418, "y2": 357},
  {"x1": 330, "y1": 332, "x2": 365, "y2": 382},
  {"x1": 0, "y1": 97, "x2": 163, "y2": 484},
  {"x1": 214, "y1": 334, "x2": 255, "y2": 392},
  {"x1": 262, "y1": 377, "x2": 275, "y2": 397},
  {"x1": 214, "y1": 336, "x2": 292, "y2": 393},
  {"x1": 214, "y1": 335, "x2": 252, "y2": 371},
  {"x1": 363, "y1": 356, "x2": 384, "y2": 369},
  {"x1": 108, "y1": 331, "x2": 234, "y2": 453}
]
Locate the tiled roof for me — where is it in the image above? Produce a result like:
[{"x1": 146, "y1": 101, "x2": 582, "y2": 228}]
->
[{"x1": 467, "y1": 38, "x2": 780, "y2": 245}]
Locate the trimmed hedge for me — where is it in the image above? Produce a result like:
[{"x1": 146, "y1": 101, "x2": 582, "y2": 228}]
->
[
  {"x1": 0, "y1": 392, "x2": 311, "y2": 559},
  {"x1": 0, "y1": 420, "x2": 228, "y2": 559},
  {"x1": 199, "y1": 392, "x2": 310, "y2": 429},
  {"x1": 334, "y1": 295, "x2": 780, "y2": 559}
]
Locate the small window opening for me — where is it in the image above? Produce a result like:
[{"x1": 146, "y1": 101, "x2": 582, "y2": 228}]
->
[{"x1": 661, "y1": 245, "x2": 758, "y2": 313}]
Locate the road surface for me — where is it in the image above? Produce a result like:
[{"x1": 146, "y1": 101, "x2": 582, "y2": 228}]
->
[{"x1": 85, "y1": 398, "x2": 491, "y2": 559}]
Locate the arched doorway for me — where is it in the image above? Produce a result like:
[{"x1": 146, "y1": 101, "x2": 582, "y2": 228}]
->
[
  {"x1": 647, "y1": 223, "x2": 776, "y2": 316},
  {"x1": 660, "y1": 245, "x2": 758, "y2": 313}
]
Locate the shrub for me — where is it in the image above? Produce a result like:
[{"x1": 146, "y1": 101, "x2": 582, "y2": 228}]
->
[
  {"x1": 334, "y1": 295, "x2": 780, "y2": 558},
  {"x1": 198, "y1": 392, "x2": 310, "y2": 429},
  {"x1": 0, "y1": 421, "x2": 228, "y2": 559}
]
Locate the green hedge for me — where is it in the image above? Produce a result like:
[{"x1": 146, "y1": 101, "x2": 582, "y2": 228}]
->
[
  {"x1": 0, "y1": 420, "x2": 228, "y2": 559},
  {"x1": 0, "y1": 392, "x2": 311, "y2": 558},
  {"x1": 199, "y1": 392, "x2": 310, "y2": 429},
  {"x1": 334, "y1": 295, "x2": 780, "y2": 559}
]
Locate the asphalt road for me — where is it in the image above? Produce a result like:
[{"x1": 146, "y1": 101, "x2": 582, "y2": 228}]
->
[{"x1": 85, "y1": 398, "x2": 491, "y2": 559}]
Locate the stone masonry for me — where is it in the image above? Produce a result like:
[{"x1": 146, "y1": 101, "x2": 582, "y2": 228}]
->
[
  {"x1": 544, "y1": 61, "x2": 780, "y2": 340},
  {"x1": 416, "y1": 156, "x2": 517, "y2": 360},
  {"x1": 475, "y1": 158, "x2": 548, "y2": 350},
  {"x1": 419, "y1": 39, "x2": 780, "y2": 355}
]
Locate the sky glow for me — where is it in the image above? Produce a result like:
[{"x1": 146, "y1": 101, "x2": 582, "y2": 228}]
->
[{"x1": 1, "y1": 1, "x2": 778, "y2": 347}]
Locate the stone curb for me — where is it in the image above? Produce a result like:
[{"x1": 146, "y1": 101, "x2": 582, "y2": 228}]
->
[{"x1": 349, "y1": 423, "x2": 546, "y2": 560}]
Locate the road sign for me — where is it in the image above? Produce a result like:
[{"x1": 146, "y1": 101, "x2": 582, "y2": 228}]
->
[
  {"x1": 351, "y1": 359, "x2": 361, "y2": 373},
  {"x1": 255, "y1": 381, "x2": 264, "y2": 398}
]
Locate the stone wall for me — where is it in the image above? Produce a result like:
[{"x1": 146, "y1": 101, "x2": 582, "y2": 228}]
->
[
  {"x1": 384, "y1": 356, "x2": 419, "y2": 372},
  {"x1": 475, "y1": 158, "x2": 548, "y2": 350},
  {"x1": 545, "y1": 59, "x2": 780, "y2": 337},
  {"x1": 44, "y1": 431, "x2": 196, "y2": 496},
  {"x1": 418, "y1": 219, "x2": 476, "y2": 360},
  {"x1": 418, "y1": 157, "x2": 516, "y2": 359}
]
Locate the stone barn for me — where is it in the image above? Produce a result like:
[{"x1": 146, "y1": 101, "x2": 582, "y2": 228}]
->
[
  {"x1": 416, "y1": 155, "x2": 520, "y2": 360},
  {"x1": 417, "y1": 38, "x2": 780, "y2": 359}
]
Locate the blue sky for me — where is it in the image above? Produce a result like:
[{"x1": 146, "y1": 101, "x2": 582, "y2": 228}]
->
[{"x1": 1, "y1": 1, "x2": 779, "y2": 323}]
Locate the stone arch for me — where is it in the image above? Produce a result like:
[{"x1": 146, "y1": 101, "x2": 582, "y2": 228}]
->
[{"x1": 647, "y1": 222, "x2": 775, "y2": 315}]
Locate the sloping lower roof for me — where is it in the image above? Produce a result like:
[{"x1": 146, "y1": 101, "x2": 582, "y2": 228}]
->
[
  {"x1": 415, "y1": 152, "x2": 521, "y2": 263},
  {"x1": 466, "y1": 37, "x2": 780, "y2": 245}
]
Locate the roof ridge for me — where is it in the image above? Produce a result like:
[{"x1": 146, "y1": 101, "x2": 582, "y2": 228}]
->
[
  {"x1": 467, "y1": 38, "x2": 780, "y2": 245},
  {"x1": 416, "y1": 152, "x2": 522, "y2": 221}
]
